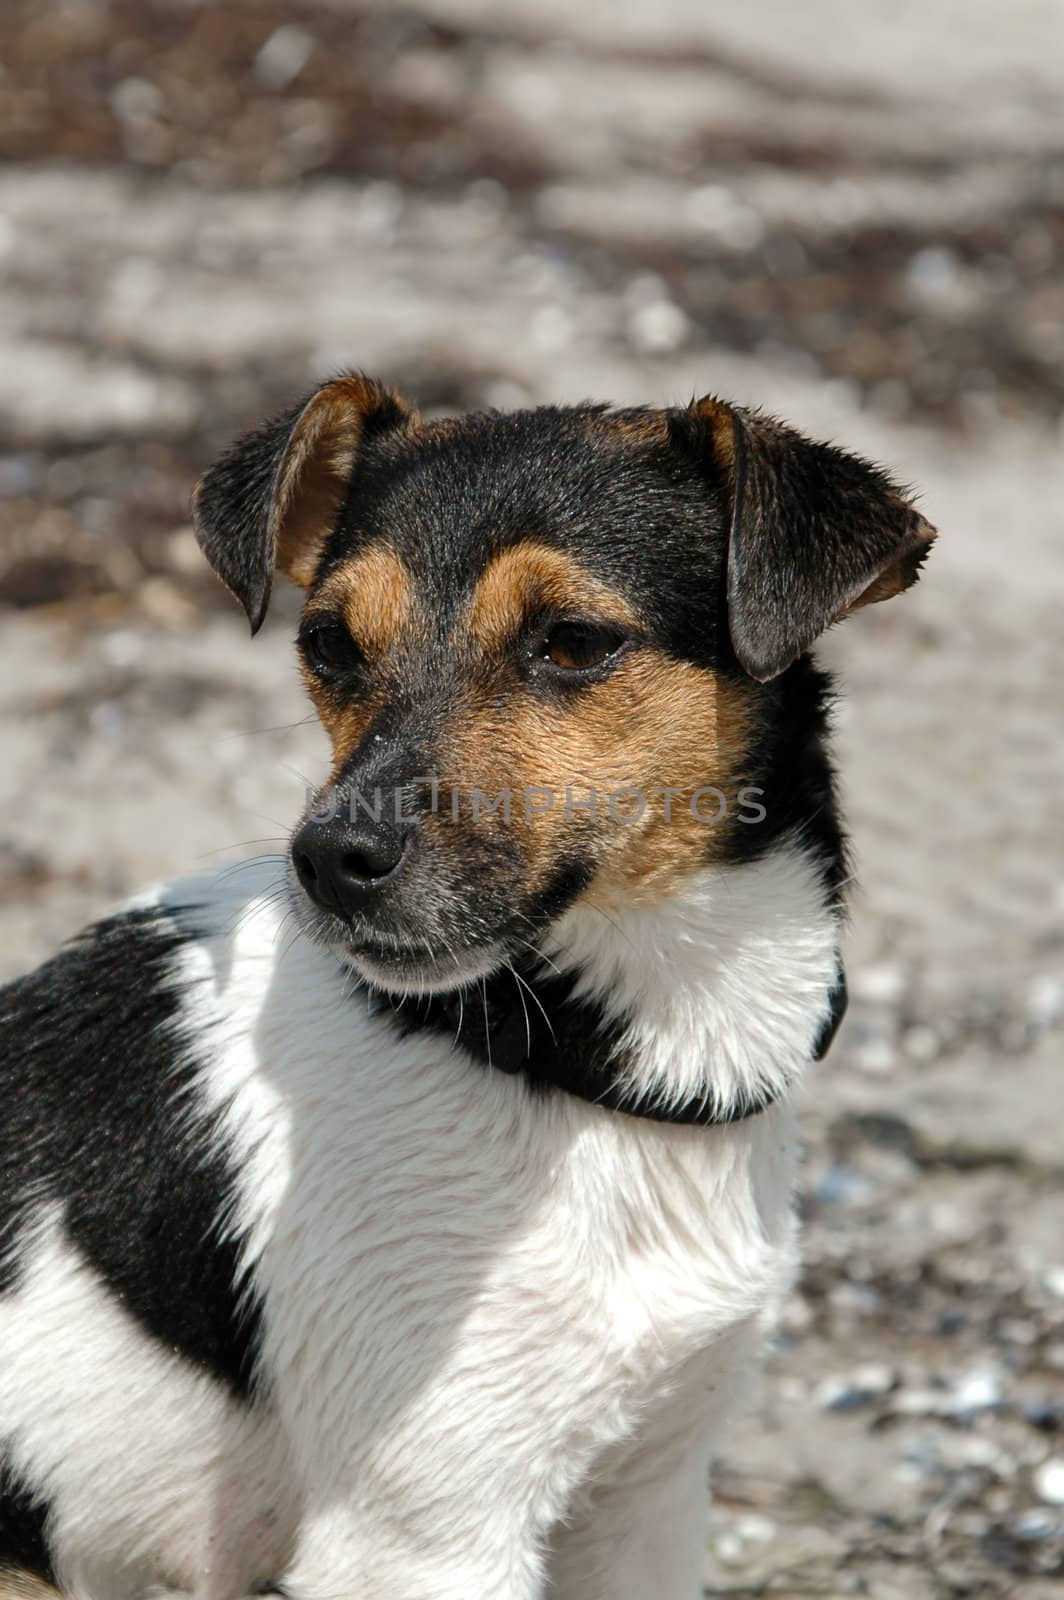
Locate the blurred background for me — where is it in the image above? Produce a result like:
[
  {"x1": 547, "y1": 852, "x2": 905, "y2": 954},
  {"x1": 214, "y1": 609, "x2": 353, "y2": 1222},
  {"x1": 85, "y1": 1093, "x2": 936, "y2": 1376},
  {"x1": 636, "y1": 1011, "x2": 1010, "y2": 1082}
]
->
[{"x1": 1, "y1": 1, "x2": 1063, "y2": 1594}]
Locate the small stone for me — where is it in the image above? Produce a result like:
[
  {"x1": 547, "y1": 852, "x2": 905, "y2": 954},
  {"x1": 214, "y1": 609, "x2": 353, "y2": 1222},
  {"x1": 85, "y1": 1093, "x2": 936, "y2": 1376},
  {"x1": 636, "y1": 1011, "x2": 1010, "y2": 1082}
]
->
[
  {"x1": 88, "y1": 702, "x2": 126, "y2": 742},
  {"x1": 999, "y1": 1317, "x2": 1039, "y2": 1346},
  {"x1": 816, "y1": 1376, "x2": 864, "y2": 1412},
  {"x1": 686, "y1": 185, "x2": 764, "y2": 250},
  {"x1": 829, "y1": 1280, "x2": 882, "y2": 1318},
  {"x1": 531, "y1": 305, "x2": 572, "y2": 350},
  {"x1": 853, "y1": 1362, "x2": 897, "y2": 1397},
  {"x1": 816, "y1": 1364, "x2": 894, "y2": 1412},
  {"x1": 852, "y1": 1033, "x2": 896, "y2": 1075},
  {"x1": 852, "y1": 961, "x2": 906, "y2": 1005},
  {"x1": 901, "y1": 1023, "x2": 940, "y2": 1063},
  {"x1": 896, "y1": 1436, "x2": 944, "y2": 1482},
  {"x1": 1014, "y1": 1508, "x2": 1060, "y2": 1541},
  {"x1": 1028, "y1": 976, "x2": 1064, "y2": 1029},
  {"x1": 110, "y1": 77, "x2": 165, "y2": 125},
  {"x1": 734, "y1": 1515, "x2": 775, "y2": 1546},
  {"x1": 712, "y1": 1531, "x2": 747, "y2": 1567},
  {"x1": 627, "y1": 299, "x2": 689, "y2": 355},
  {"x1": 709, "y1": 1512, "x2": 777, "y2": 1569},
  {"x1": 893, "y1": 1387, "x2": 947, "y2": 1417},
  {"x1": 950, "y1": 1367, "x2": 1004, "y2": 1418},
  {"x1": 0, "y1": 454, "x2": 38, "y2": 496},
  {"x1": 815, "y1": 1165, "x2": 875, "y2": 1207},
  {"x1": 100, "y1": 629, "x2": 143, "y2": 668},
  {"x1": 944, "y1": 1434, "x2": 1003, "y2": 1471},
  {"x1": 905, "y1": 246, "x2": 973, "y2": 313},
  {"x1": 254, "y1": 25, "x2": 315, "y2": 90},
  {"x1": 1033, "y1": 1457, "x2": 1064, "y2": 1505},
  {"x1": 1024, "y1": 1400, "x2": 1062, "y2": 1433},
  {"x1": 1043, "y1": 1267, "x2": 1064, "y2": 1301}
]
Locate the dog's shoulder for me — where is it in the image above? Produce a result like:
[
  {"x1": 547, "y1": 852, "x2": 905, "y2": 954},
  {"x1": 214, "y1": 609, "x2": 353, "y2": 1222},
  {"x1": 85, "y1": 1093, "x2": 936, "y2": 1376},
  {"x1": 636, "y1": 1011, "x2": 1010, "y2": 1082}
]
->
[{"x1": 0, "y1": 864, "x2": 296, "y2": 1399}]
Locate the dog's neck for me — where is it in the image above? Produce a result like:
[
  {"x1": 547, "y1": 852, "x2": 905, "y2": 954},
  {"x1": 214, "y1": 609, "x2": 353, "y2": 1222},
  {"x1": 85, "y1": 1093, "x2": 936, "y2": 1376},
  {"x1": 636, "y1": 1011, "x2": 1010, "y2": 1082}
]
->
[{"x1": 381, "y1": 844, "x2": 845, "y2": 1126}]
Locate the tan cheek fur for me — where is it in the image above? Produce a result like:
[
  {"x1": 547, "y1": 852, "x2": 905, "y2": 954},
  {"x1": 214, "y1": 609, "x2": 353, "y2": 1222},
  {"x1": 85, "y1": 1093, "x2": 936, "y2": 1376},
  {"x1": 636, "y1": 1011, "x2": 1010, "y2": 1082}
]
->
[
  {"x1": 303, "y1": 544, "x2": 418, "y2": 775},
  {"x1": 302, "y1": 673, "x2": 381, "y2": 780},
  {"x1": 441, "y1": 652, "x2": 754, "y2": 908}
]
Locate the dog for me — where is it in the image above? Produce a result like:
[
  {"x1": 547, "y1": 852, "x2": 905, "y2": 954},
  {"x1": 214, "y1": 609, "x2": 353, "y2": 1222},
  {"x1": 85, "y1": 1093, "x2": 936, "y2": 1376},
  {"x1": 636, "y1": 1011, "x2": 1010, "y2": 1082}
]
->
[{"x1": 0, "y1": 378, "x2": 934, "y2": 1599}]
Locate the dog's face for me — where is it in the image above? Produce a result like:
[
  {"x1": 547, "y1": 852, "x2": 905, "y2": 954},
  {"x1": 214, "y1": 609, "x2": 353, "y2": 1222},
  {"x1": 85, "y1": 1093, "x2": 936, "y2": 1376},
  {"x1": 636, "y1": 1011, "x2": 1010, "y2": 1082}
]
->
[{"x1": 194, "y1": 378, "x2": 933, "y2": 993}]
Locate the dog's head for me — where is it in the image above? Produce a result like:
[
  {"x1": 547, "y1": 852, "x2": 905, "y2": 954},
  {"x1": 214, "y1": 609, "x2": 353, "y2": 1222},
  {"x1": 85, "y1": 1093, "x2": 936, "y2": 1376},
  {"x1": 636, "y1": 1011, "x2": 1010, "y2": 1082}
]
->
[{"x1": 194, "y1": 376, "x2": 933, "y2": 995}]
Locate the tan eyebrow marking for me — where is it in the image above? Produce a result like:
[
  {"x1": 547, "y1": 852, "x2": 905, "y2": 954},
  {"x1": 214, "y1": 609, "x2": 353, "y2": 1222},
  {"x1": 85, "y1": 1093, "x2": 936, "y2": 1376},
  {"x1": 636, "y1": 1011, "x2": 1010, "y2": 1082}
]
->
[
  {"x1": 313, "y1": 543, "x2": 415, "y2": 658},
  {"x1": 467, "y1": 543, "x2": 639, "y2": 654}
]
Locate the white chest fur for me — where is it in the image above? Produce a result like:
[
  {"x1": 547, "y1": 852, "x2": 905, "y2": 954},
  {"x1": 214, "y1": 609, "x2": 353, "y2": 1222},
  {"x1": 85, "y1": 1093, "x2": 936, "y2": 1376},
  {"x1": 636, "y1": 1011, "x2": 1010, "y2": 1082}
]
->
[
  {"x1": 174, "y1": 849, "x2": 832, "y2": 1596},
  {"x1": 5, "y1": 848, "x2": 836, "y2": 1599}
]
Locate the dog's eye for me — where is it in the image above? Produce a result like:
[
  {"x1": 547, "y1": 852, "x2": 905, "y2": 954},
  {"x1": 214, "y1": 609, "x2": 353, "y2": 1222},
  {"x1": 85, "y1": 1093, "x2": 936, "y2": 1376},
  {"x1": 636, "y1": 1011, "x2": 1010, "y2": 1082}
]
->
[
  {"x1": 542, "y1": 622, "x2": 625, "y2": 674},
  {"x1": 301, "y1": 622, "x2": 363, "y2": 683}
]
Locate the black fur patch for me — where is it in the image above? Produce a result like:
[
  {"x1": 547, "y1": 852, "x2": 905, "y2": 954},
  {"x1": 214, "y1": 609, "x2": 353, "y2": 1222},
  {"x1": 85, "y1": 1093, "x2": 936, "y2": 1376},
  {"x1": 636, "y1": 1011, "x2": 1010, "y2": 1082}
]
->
[
  {"x1": 381, "y1": 950, "x2": 845, "y2": 1125},
  {"x1": 0, "y1": 1451, "x2": 55, "y2": 1584},
  {"x1": 721, "y1": 653, "x2": 852, "y2": 912},
  {"x1": 375, "y1": 852, "x2": 845, "y2": 1123},
  {"x1": 0, "y1": 908, "x2": 261, "y2": 1399},
  {"x1": 388, "y1": 964, "x2": 709, "y2": 1122}
]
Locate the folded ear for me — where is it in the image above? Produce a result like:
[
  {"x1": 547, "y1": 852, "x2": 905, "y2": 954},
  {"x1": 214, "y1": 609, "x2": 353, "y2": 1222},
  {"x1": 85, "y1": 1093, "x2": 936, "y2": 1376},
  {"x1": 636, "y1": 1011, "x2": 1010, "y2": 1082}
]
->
[
  {"x1": 192, "y1": 374, "x2": 415, "y2": 633},
  {"x1": 677, "y1": 396, "x2": 936, "y2": 681}
]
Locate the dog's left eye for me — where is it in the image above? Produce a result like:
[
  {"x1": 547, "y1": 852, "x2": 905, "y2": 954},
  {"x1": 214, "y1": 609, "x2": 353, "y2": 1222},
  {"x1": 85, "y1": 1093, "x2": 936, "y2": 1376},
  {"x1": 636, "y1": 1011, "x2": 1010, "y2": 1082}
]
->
[
  {"x1": 301, "y1": 622, "x2": 363, "y2": 682},
  {"x1": 542, "y1": 622, "x2": 625, "y2": 673}
]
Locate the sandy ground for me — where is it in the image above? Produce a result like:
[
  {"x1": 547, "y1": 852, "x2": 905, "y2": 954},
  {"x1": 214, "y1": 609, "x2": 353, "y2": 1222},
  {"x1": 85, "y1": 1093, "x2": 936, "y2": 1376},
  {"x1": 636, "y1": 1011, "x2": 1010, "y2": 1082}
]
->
[{"x1": 1, "y1": 2, "x2": 1063, "y2": 1594}]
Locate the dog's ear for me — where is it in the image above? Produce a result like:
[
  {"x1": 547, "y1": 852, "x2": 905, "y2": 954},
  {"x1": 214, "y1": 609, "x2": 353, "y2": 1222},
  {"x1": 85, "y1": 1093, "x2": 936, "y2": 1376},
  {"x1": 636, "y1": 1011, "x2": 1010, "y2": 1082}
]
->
[
  {"x1": 673, "y1": 396, "x2": 936, "y2": 681},
  {"x1": 192, "y1": 375, "x2": 415, "y2": 633}
]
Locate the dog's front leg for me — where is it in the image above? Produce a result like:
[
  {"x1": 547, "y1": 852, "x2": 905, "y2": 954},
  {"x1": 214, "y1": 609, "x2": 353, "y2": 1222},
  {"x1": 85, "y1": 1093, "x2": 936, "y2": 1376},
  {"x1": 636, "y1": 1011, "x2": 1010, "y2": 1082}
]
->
[
  {"x1": 276, "y1": 1504, "x2": 548, "y2": 1600},
  {"x1": 546, "y1": 1431, "x2": 715, "y2": 1600}
]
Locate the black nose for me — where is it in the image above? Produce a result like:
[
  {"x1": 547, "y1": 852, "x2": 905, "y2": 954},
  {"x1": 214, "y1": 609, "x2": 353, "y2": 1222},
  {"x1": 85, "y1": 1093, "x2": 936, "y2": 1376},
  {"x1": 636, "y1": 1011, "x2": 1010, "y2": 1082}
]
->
[{"x1": 291, "y1": 817, "x2": 410, "y2": 919}]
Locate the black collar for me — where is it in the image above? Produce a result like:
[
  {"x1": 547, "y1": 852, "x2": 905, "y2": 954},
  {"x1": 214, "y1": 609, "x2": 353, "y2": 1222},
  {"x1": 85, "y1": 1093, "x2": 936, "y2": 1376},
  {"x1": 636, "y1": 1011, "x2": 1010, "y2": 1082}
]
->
[{"x1": 376, "y1": 958, "x2": 848, "y2": 1128}]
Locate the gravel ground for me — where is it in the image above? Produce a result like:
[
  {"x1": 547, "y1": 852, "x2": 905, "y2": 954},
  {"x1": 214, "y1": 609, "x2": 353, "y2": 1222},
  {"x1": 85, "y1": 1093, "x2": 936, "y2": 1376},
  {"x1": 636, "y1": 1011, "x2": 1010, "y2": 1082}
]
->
[{"x1": 1, "y1": 3, "x2": 1063, "y2": 1595}]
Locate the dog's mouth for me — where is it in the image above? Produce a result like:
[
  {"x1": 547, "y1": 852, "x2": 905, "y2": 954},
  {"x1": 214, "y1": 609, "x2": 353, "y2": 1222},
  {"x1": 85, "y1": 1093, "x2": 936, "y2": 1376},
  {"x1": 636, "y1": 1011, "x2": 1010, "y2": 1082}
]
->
[{"x1": 285, "y1": 846, "x2": 571, "y2": 999}]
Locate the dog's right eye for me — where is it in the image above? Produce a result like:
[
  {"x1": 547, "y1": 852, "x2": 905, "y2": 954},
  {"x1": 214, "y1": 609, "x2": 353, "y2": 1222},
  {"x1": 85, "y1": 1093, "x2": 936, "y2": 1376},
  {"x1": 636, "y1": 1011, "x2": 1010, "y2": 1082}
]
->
[{"x1": 300, "y1": 622, "x2": 364, "y2": 683}]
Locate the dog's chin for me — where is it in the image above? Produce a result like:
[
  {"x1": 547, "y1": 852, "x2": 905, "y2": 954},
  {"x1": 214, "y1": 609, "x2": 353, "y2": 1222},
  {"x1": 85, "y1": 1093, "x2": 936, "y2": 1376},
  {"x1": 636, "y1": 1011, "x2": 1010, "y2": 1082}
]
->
[
  {"x1": 288, "y1": 870, "x2": 504, "y2": 996},
  {"x1": 342, "y1": 940, "x2": 503, "y2": 997}
]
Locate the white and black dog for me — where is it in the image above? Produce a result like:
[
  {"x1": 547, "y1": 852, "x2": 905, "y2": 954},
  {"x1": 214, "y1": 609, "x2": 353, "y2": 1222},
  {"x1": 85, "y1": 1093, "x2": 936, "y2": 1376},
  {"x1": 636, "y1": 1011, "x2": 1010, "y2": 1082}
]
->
[{"x1": 0, "y1": 380, "x2": 934, "y2": 1599}]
